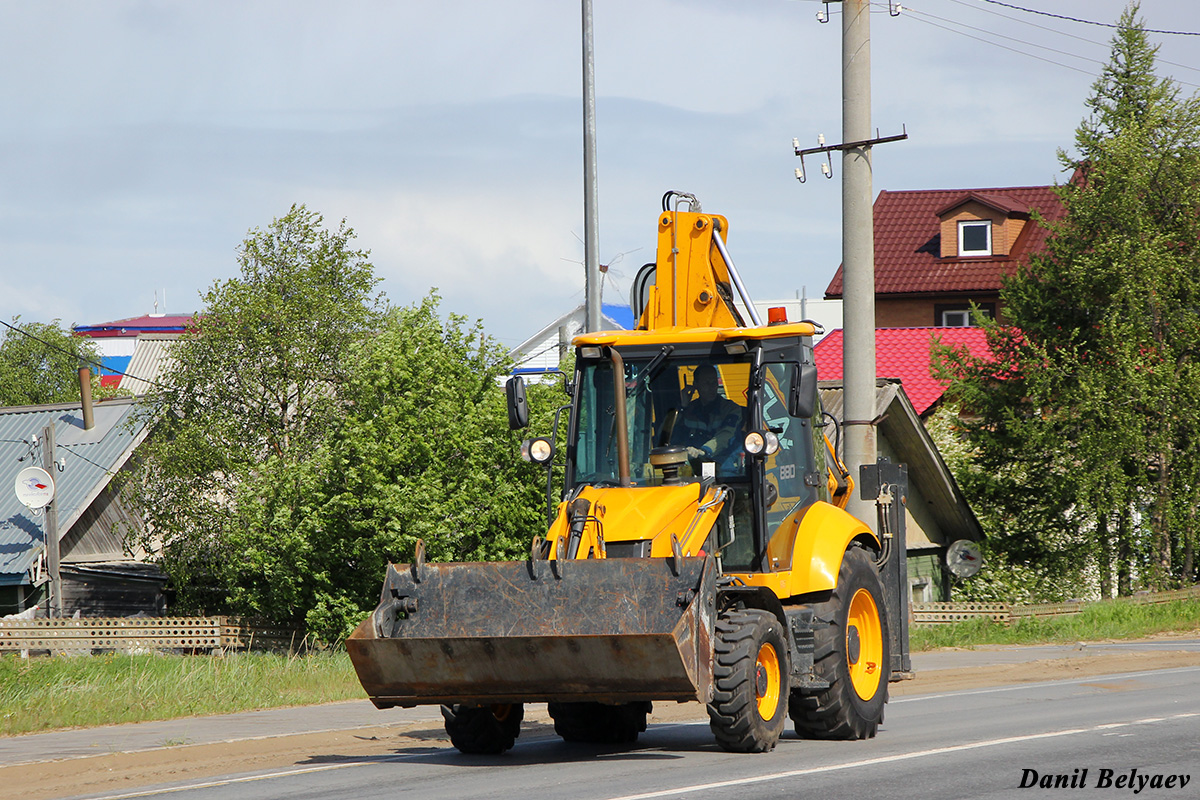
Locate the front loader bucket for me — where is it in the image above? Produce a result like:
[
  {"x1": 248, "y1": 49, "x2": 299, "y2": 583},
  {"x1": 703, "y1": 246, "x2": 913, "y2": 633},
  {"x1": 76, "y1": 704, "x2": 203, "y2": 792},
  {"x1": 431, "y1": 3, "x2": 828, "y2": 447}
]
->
[{"x1": 347, "y1": 555, "x2": 716, "y2": 708}]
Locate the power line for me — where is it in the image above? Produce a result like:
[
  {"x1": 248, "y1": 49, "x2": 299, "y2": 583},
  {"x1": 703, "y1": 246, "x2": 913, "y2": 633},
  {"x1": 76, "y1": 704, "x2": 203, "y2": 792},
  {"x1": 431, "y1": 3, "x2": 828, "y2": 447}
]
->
[
  {"x1": 910, "y1": 6, "x2": 1108, "y2": 70},
  {"x1": 946, "y1": 0, "x2": 1200, "y2": 75},
  {"x1": 902, "y1": 10, "x2": 1099, "y2": 77},
  {"x1": 978, "y1": 0, "x2": 1200, "y2": 36},
  {"x1": 58, "y1": 443, "x2": 123, "y2": 478},
  {"x1": 902, "y1": 5, "x2": 1200, "y2": 89},
  {"x1": 949, "y1": 0, "x2": 1111, "y2": 49}
]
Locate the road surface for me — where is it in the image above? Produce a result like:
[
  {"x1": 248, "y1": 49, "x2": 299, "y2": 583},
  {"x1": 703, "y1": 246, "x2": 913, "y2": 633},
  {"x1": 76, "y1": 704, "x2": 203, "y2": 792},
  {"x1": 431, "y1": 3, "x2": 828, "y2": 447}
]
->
[{"x1": 5, "y1": 639, "x2": 1199, "y2": 800}]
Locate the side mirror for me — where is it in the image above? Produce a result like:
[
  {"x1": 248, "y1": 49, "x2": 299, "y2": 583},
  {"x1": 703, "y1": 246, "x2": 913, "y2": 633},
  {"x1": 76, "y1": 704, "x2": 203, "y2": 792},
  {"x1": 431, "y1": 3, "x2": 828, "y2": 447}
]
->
[
  {"x1": 789, "y1": 363, "x2": 819, "y2": 419},
  {"x1": 506, "y1": 376, "x2": 529, "y2": 430}
]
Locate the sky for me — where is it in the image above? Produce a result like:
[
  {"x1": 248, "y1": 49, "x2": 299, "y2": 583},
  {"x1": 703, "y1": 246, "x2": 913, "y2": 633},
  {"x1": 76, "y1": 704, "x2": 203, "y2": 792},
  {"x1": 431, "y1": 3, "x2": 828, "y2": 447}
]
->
[{"x1": 2, "y1": 0, "x2": 1198, "y2": 349}]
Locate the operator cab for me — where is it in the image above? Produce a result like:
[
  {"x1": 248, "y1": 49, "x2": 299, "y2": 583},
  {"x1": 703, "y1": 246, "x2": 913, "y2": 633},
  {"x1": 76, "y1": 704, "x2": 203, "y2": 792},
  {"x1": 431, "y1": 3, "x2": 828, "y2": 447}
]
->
[{"x1": 566, "y1": 336, "x2": 828, "y2": 574}]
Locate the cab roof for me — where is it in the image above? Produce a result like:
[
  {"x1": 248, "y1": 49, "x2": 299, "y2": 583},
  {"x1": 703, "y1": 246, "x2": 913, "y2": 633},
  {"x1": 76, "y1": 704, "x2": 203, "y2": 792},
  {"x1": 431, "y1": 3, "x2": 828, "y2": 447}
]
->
[{"x1": 574, "y1": 321, "x2": 818, "y2": 349}]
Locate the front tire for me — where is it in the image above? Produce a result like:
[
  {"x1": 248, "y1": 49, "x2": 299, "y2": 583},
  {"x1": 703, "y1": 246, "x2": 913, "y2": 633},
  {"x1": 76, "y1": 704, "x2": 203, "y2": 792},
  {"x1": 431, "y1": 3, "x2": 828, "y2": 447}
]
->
[
  {"x1": 548, "y1": 701, "x2": 651, "y2": 743},
  {"x1": 442, "y1": 703, "x2": 524, "y2": 754},
  {"x1": 789, "y1": 546, "x2": 889, "y2": 739},
  {"x1": 707, "y1": 608, "x2": 790, "y2": 753}
]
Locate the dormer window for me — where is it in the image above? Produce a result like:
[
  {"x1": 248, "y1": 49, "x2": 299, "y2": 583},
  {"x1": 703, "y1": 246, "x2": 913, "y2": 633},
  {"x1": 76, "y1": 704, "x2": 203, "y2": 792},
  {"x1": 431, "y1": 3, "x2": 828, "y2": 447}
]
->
[{"x1": 958, "y1": 220, "x2": 992, "y2": 256}]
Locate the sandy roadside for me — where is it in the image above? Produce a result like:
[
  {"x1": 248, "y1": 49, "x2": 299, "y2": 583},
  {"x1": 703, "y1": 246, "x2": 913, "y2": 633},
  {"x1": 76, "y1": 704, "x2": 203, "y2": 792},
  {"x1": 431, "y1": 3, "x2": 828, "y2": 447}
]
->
[{"x1": 7, "y1": 648, "x2": 1200, "y2": 800}]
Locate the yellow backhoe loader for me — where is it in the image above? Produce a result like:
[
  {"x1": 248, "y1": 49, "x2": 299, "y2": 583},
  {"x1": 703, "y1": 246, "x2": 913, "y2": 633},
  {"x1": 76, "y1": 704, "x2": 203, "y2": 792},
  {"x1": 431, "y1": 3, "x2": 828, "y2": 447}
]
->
[{"x1": 348, "y1": 192, "x2": 911, "y2": 754}]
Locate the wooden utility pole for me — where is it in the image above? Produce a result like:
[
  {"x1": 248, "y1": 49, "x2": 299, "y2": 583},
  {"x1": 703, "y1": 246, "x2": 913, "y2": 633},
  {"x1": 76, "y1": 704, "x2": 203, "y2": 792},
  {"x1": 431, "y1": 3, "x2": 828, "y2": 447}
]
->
[{"x1": 40, "y1": 424, "x2": 61, "y2": 618}]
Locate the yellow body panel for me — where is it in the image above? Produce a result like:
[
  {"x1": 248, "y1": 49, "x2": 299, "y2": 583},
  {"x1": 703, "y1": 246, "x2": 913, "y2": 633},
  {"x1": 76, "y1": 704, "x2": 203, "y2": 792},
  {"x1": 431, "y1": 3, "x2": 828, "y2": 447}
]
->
[
  {"x1": 731, "y1": 501, "x2": 877, "y2": 599},
  {"x1": 546, "y1": 484, "x2": 726, "y2": 561}
]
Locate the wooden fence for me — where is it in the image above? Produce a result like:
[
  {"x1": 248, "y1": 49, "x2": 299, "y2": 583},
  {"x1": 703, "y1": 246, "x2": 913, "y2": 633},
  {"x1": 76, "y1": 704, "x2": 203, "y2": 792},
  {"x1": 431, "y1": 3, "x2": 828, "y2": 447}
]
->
[
  {"x1": 0, "y1": 616, "x2": 303, "y2": 654},
  {"x1": 913, "y1": 585, "x2": 1200, "y2": 626}
]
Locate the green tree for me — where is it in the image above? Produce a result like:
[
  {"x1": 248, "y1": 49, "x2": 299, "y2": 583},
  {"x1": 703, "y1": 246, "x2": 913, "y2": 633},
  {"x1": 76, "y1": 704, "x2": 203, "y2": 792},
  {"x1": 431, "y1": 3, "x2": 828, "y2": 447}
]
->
[
  {"x1": 0, "y1": 318, "x2": 107, "y2": 406},
  {"x1": 132, "y1": 205, "x2": 564, "y2": 641},
  {"x1": 232, "y1": 295, "x2": 559, "y2": 641},
  {"x1": 131, "y1": 204, "x2": 387, "y2": 615},
  {"x1": 938, "y1": 4, "x2": 1200, "y2": 597}
]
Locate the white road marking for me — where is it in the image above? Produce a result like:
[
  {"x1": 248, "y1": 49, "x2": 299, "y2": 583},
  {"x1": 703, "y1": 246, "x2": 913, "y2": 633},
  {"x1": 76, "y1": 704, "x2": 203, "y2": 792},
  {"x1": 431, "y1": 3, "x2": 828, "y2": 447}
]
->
[
  {"x1": 891, "y1": 664, "x2": 1200, "y2": 703},
  {"x1": 77, "y1": 753, "x2": 418, "y2": 800},
  {"x1": 603, "y1": 713, "x2": 1199, "y2": 800}
]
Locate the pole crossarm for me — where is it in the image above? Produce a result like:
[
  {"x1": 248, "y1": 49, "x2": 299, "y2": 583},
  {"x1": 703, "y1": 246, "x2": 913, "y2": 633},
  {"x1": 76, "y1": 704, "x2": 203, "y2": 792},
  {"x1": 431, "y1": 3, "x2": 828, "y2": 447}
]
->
[{"x1": 792, "y1": 127, "x2": 908, "y2": 182}]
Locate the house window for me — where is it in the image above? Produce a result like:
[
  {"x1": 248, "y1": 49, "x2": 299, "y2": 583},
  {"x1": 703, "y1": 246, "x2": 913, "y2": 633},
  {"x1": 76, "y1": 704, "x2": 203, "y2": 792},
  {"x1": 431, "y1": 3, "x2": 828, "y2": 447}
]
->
[
  {"x1": 935, "y1": 303, "x2": 995, "y2": 327},
  {"x1": 942, "y1": 310, "x2": 970, "y2": 327},
  {"x1": 958, "y1": 219, "x2": 992, "y2": 256}
]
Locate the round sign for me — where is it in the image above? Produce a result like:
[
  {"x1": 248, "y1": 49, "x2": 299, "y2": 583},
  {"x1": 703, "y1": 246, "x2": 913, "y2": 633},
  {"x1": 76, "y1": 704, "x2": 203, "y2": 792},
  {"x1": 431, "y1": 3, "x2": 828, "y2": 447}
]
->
[
  {"x1": 15, "y1": 466, "x2": 55, "y2": 509},
  {"x1": 945, "y1": 539, "x2": 983, "y2": 579}
]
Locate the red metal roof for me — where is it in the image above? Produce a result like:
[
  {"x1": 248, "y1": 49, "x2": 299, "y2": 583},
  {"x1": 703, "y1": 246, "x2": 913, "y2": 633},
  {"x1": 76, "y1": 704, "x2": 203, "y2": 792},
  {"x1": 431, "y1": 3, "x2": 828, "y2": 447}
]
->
[
  {"x1": 825, "y1": 185, "x2": 1064, "y2": 298},
  {"x1": 74, "y1": 315, "x2": 196, "y2": 338},
  {"x1": 814, "y1": 327, "x2": 992, "y2": 415}
]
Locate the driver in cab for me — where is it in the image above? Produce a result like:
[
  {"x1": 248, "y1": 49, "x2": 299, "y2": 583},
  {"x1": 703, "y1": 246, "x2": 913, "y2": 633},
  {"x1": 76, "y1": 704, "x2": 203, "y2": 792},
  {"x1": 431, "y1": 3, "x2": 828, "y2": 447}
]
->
[{"x1": 676, "y1": 365, "x2": 742, "y2": 464}]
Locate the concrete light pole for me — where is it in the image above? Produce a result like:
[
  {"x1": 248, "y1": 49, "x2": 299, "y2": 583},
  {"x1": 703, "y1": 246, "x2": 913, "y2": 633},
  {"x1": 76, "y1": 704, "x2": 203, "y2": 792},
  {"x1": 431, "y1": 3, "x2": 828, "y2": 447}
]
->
[
  {"x1": 840, "y1": 0, "x2": 877, "y2": 526},
  {"x1": 582, "y1": 0, "x2": 602, "y2": 333}
]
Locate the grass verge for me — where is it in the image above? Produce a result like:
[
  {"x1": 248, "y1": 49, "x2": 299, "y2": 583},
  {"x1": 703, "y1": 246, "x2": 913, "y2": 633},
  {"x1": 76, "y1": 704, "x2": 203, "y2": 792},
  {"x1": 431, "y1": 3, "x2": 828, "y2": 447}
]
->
[
  {"x1": 910, "y1": 598, "x2": 1200, "y2": 651},
  {"x1": 3, "y1": 598, "x2": 1197, "y2": 737},
  {"x1": 0, "y1": 651, "x2": 363, "y2": 737}
]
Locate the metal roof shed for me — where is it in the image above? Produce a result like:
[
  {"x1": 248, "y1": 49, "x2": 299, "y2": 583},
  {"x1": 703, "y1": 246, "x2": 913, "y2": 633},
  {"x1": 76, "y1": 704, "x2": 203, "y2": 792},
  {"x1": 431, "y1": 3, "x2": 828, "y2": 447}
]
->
[{"x1": 0, "y1": 397, "x2": 161, "y2": 616}]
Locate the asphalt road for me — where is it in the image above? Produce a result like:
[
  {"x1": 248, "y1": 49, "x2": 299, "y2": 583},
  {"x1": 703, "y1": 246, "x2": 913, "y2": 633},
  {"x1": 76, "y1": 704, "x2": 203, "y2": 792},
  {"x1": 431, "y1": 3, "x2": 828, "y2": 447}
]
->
[{"x1": 49, "y1": 661, "x2": 1200, "y2": 800}]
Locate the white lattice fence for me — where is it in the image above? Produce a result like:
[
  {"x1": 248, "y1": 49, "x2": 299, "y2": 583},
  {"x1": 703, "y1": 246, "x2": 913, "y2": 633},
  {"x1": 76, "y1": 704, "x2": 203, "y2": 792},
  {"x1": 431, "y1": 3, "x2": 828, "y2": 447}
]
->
[
  {"x1": 913, "y1": 585, "x2": 1200, "y2": 626},
  {"x1": 0, "y1": 616, "x2": 301, "y2": 653}
]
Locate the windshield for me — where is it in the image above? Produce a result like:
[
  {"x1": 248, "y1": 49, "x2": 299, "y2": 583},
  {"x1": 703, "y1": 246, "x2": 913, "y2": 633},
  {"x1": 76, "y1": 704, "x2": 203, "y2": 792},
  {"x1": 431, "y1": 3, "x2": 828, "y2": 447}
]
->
[{"x1": 572, "y1": 354, "x2": 752, "y2": 486}]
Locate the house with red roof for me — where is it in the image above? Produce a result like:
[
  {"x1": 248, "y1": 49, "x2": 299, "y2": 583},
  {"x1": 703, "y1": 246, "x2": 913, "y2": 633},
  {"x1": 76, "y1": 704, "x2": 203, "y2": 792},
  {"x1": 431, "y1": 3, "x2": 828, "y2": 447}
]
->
[
  {"x1": 818, "y1": 184, "x2": 1062, "y2": 417},
  {"x1": 825, "y1": 185, "x2": 1063, "y2": 329}
]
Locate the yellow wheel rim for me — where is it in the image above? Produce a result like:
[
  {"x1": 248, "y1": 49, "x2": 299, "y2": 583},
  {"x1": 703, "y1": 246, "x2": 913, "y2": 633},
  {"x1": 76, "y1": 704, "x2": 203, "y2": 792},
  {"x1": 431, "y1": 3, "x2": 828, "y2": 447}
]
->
[
  {"x1": 491, "y1": 704, "x2": 513, "y2": 722},
  {"x1": 846, "y1": 588, "x2": 883, "y2": 700},
  {"x1": 754, "y1": 641, "x2": 782, "y2": 719}
]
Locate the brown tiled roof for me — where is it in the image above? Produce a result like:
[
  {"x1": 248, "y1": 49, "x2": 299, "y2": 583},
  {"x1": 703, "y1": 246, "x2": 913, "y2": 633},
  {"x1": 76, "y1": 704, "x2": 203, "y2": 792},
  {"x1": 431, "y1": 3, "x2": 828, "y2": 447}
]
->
[
  {"x1": 933, "y1": 191, "x2": 1031, "y2": 218},
  {"x1": 825, "y1": 185, "x2": 1064, "y2": 298}
]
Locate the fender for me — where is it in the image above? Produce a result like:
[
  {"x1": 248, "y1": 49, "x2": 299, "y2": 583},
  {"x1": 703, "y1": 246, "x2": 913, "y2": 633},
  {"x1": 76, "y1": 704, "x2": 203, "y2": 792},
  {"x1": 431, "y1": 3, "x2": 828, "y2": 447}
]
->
[
  {"x1": 734, "y1": 500, "x2": 878, "y2": 599},
  {"x1": 784, "y1": 501, "x2": 878, "y2": 595}
]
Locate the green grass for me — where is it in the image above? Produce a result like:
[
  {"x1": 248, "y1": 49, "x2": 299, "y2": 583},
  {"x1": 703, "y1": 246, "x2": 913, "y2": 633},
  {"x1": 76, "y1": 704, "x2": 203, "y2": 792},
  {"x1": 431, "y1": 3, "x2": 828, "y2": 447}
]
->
[
  {"x1": 3, "y1": 598, "x2": 1197, "y2": 737},
  {"x1": 910, "y1": 598, "x2": 1200, "y2": 652},
  {"x1": 0, "y1": 651, "x2": 364, "y2": 737}
]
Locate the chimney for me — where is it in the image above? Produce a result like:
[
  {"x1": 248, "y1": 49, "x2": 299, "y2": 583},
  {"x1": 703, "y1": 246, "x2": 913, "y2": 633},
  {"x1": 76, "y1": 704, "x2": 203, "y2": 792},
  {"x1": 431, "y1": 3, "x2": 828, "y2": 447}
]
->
[{"x1": 78, "y1": 367, "x2": 95, "y2": 430}]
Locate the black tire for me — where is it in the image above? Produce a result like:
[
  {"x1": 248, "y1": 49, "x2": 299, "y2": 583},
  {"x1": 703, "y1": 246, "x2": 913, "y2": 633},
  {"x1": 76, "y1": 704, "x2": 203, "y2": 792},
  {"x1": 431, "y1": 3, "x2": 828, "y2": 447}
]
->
[
  {"x1": 441, "y1": 703, "x2": 524, "y2": 754},
  {"x1": 789, "y1": 546, "x2": 889, "y2": 740},
  {"x1": 706, "y1": 608, "x2": 790, "y2": 753},
  {"x1": 547, "y1": 701, "x2": 651, "y2": 744}
]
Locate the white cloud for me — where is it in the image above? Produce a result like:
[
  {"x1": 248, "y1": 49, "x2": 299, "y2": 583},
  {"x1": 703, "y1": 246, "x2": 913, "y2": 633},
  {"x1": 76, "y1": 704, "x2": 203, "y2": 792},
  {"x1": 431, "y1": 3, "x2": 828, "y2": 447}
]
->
[{"x1": 0, "y1": 0, "x2": 1196, "y2": 344}]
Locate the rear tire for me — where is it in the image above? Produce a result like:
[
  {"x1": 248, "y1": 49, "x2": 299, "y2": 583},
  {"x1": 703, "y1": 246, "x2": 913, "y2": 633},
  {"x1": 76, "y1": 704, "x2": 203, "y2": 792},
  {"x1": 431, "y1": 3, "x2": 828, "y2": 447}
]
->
[
  {"x1": 442, "y1": 703, "x2": 524, "y2": 754},
  {"x1": 789, "y1": 546, "x2": 889, "y2": 739},
  {"x1": 547, "y1": 701, "x2": 651, "y2": 743},
  {"x1": 707, "y1": 608, "x2": 789, "y2": 753}
]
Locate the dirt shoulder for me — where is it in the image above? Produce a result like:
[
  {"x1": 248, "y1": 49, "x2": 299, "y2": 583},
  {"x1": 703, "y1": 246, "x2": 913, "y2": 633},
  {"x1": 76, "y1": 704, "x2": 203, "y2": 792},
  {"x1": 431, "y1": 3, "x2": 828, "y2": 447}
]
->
[{"x1": 8, "y1": 648, "x2": 1200, "y2": 800}]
